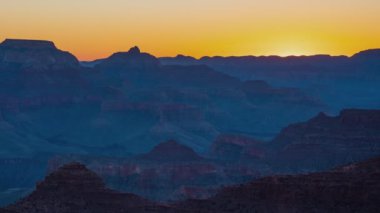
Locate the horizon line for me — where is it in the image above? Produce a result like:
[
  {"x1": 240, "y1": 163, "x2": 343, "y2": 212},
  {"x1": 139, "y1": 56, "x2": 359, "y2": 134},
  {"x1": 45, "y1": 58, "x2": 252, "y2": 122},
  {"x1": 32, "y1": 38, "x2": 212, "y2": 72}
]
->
[{"x1": 1, "y1": 38, "x2": 379, "y2": 62}]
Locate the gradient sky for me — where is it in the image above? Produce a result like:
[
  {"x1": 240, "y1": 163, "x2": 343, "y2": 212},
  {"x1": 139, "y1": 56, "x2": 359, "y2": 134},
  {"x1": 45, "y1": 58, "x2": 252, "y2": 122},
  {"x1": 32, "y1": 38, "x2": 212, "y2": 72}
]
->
[{"x1": 1, "y1": 0, "x2": 380, "y2": 60}]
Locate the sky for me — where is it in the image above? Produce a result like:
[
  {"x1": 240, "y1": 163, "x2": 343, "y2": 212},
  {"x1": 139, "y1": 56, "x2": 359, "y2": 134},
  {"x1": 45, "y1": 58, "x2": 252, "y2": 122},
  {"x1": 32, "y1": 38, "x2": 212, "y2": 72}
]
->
[{"x1": 1, "y1": 0, "x2": 380, "y2": 60}]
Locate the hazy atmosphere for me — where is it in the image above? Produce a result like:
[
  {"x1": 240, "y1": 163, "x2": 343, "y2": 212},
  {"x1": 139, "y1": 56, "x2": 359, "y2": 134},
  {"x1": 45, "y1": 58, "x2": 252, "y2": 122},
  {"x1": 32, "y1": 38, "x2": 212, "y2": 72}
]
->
[{"x1": 1, "y1": 0, "x2": 380, "y2": 212}]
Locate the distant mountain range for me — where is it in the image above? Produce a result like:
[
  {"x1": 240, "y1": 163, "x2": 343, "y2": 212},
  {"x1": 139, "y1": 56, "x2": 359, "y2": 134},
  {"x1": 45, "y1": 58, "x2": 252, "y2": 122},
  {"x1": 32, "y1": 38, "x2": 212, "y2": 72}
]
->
[
  {"x1": 0, "y1": 38, "x2": 379, "y2": 208},
  {"x1": 0, "y1": 38, "x2": 332, "y2": 157}
]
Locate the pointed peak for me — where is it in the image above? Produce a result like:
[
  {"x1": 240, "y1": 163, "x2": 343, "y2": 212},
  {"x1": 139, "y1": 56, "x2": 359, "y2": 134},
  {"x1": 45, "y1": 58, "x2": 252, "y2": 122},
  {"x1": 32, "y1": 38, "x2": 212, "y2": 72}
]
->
[
  {"x1": 142, "y1": 140, "x2": 202, "y2": 162},
  {"x1": 316, "y1": 112, "x2": 327, "y2": 118},
  {"x1": 308, "y1": 111, "x2": 330, "y2": 123},
  {"x1": 108, "y1": 46, "x2": 141, "y2": 58},
  {"x1": 37, "y1": 161, "x2": 106, "y2": 192},
  {"x1": 128, "y1": 46, "x2": 141, "y2": 55}
]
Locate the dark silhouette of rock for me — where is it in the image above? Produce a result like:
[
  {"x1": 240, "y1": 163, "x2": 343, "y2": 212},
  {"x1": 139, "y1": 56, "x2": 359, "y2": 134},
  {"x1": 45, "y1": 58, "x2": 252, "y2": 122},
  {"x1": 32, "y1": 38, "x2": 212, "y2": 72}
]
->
[
  {"x1": 95, "y1": 46, "x2": 160, "y2": 71},
  {"x1": 176, "y1": 157, "x2": 380, "y2": 213},
  {"x1": 1, "y1": 39, "x2": 56, "y2": 49},
  {"x1": 352, "y1": 49, "x2": 380, "y2": 60},
  {"x1": 6, "y1": 162, "x2": 162, "y2": 213},
  {"x1": 0, "y1": 39, "x2": 79, "y2": 70},
  {"x1": 6, "y1": 157, "x2": 380, "y2": 212},
  {"x1": 128, "y1": 46, "x2": 141, "y2": 55}
]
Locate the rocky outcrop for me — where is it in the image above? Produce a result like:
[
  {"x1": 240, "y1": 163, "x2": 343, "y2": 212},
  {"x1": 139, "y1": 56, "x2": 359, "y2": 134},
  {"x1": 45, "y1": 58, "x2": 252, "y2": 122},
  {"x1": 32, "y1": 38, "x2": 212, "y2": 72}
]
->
[
  {"x1": 270, "y1": 109, "x2": 380, "y2": 172},
  {"x1": 6, "y1": 162, "x2": 160, "y2": 213},
  {"x1": 95, "y1": 46, "x2": 160, "y2": 71},
  {"x1": 0, "y1": 39, "x2": 79, "y2": 70},
  {"x1": 176, "y1": 157, "x2": 380, "y2": 213}
]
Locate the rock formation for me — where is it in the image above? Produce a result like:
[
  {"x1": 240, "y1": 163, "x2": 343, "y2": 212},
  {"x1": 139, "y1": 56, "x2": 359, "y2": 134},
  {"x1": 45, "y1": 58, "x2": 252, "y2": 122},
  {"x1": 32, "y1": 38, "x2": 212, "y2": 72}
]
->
[
  {"x1": 140, "y1": 140, "x2": 203, "y2": 162},
  {"x1": 0, "y1": 39, "x2": 79, "y2": 70},
  {"x1": 6, "y1": 162, "x2": 162, "y2": 213},
  {"x1": 270, "y1": 109, "x2": 380, "y2": 172},
  {"x1": 176, "y1": 157, "x2": 380, "y2": 213}
]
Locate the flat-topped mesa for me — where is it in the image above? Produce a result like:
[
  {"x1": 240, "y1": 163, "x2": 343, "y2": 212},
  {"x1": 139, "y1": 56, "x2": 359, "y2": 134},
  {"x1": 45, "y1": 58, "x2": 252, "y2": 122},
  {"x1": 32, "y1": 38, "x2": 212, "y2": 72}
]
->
[
  {"x1": 0, "y1": 38, "x2": 79, "y2": 69},
  {"x1": 0, "y1": 39, "x2": 56, "y2": 50}
]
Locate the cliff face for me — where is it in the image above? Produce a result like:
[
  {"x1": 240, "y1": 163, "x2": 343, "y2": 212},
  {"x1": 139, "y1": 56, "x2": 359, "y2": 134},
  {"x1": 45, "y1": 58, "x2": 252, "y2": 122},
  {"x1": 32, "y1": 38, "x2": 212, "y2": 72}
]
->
[
  {"x1": 177, "y1": 157, "x2": 380, "y2": 213},
  {"x1": 6, "y1": 162, "x2": 160, "y2": 213},
  {"x1": 0, "y1": 39, "x2": 84, "y2": 109}
]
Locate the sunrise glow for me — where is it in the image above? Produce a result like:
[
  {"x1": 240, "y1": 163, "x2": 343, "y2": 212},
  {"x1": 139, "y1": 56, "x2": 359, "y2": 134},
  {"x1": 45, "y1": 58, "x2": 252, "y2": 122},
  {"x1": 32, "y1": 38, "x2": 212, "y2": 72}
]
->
[{"x1": 1, "y1": 0, "x2": 380, "y2": 60}]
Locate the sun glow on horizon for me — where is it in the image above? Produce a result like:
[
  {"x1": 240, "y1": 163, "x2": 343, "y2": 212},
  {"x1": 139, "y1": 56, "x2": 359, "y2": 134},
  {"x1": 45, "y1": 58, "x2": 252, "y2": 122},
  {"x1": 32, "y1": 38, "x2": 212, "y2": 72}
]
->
[{"x1": 1, "y1": 0, "x2": 380, "y2": 60}]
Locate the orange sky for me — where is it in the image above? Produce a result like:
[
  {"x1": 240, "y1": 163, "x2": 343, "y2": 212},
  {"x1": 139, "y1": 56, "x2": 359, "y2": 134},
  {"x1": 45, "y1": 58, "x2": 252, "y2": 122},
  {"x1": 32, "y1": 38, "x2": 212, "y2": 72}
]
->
[{"x1": 1, "y1": 0, "x2": 380, "y2": 61}]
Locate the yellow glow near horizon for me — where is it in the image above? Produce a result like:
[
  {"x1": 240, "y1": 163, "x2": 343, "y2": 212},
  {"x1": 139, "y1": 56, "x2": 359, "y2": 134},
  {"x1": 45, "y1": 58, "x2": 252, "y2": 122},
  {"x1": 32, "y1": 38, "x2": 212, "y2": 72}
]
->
[{"x1": 1, "y1": 0, "x2": 380, "y2": 60}]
